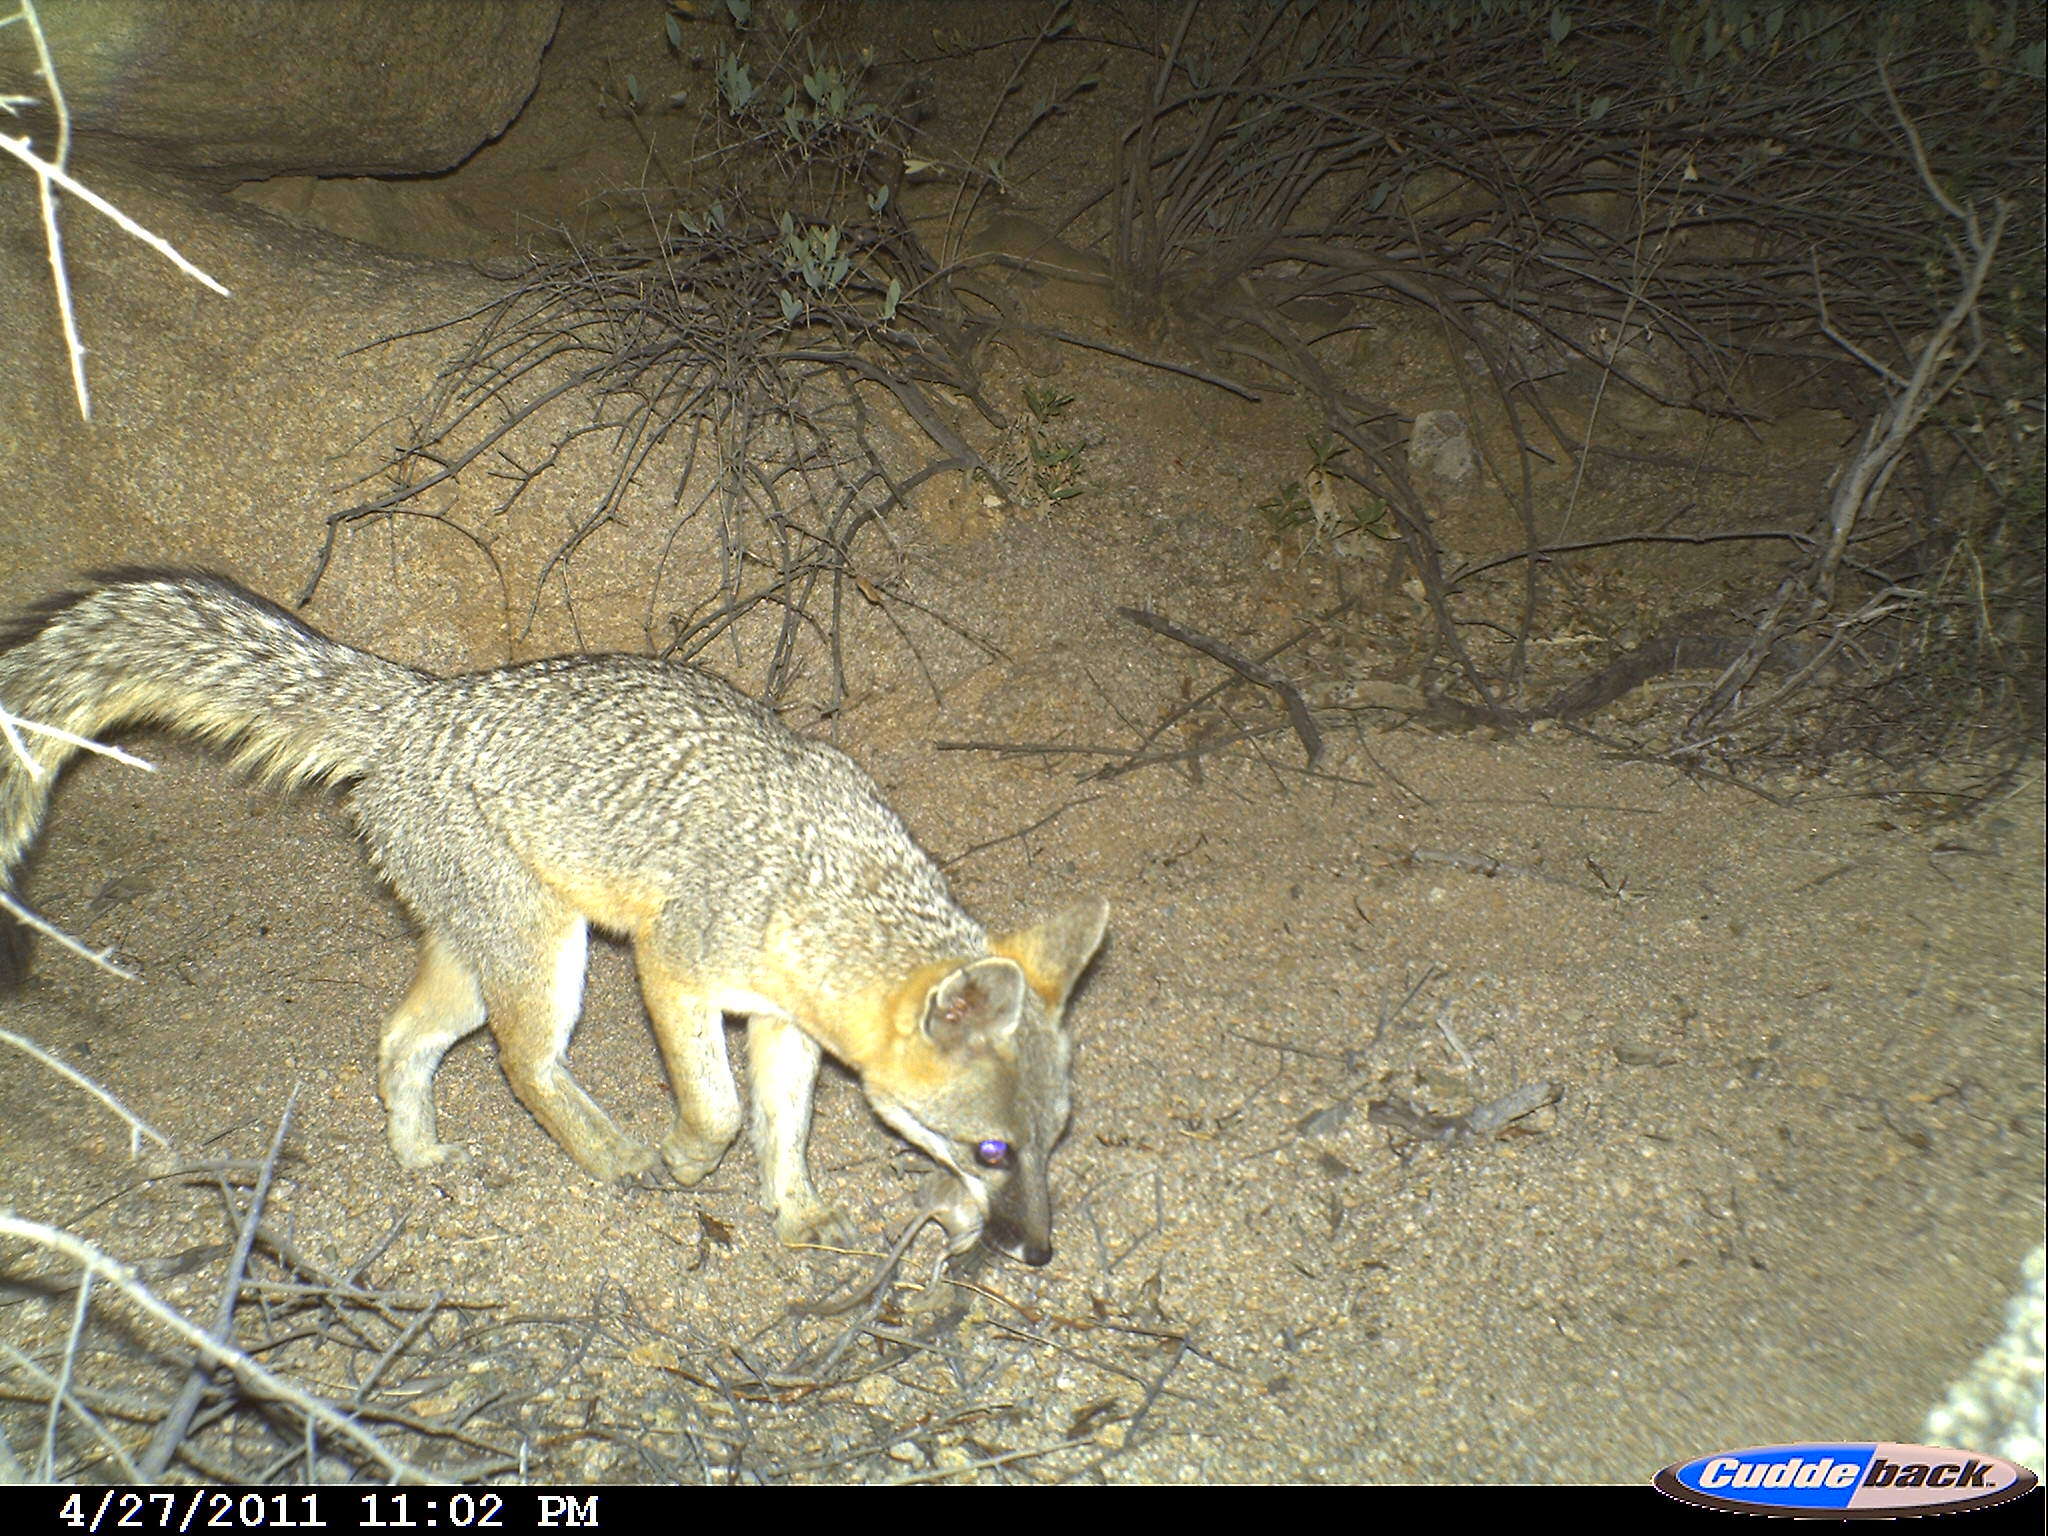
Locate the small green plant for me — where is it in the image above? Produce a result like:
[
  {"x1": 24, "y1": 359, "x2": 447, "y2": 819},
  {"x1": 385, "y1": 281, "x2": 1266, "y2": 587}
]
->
[
  {"x1": 778, "y1": 213, "x2": 849, "y2": 289},
  {"x1": 715, "y1": 51, "x2": 756, "y2": 114},
  {"x1": 1024, "y1": 384, "x2": 1074, "y2": 425},
  {"x1": 1252, "y1": 480, "x2": 1315, "y2": 538},
  {"x1": 659, "y1": 0, "x2": 909, "y2": 331},
  {"x1": 1029, "y1": 441, "x2": 1087, "y2": 503},
  {"x1": 769, "y1": 213, "x2": 900, "y2": 325},
  {"x1": 1253, "y1": 439, "x2": 1393, "y2": 563},
  {"x1": 674, "y1": 200, "x2": 728, "y2": 238},
  {"x1": 997, "y1": 385, "x2": 1090, "y2": 505},
  {"x1": 708, "y1": 23, "x2": 884, "y2": 170}
]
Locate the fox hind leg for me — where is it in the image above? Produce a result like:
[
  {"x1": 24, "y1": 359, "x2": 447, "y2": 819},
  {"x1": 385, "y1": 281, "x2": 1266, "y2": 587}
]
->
[
  {"x1": 486, "y1": 914, "x2": 660, "y2": 1183},
  {"x1": 378, "y1": 934, "x2": 487, "y2": 1169},
  {"x1": 357, "y1": 785, "x2": 653, "y2": 1182}
]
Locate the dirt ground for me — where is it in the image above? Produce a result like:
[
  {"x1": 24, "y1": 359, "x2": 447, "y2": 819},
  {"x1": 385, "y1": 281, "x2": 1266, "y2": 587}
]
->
[{"x1": 2, "y1": 1, "x2": 2042, "y2": 1487}]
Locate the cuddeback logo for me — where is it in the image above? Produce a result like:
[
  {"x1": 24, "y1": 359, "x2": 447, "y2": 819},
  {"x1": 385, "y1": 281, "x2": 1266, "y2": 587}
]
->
[{"x1": 1655, "y1": 1442, "x2": 2038, "y2": 1516}]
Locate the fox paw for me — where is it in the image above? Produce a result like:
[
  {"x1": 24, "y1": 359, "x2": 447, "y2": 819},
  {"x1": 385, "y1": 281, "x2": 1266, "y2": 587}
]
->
[
  {"x1": 774, "y1": 1199, "x2": 858, "y2": 1252},
  {"x1": 394, "y1": 1138, "x2": 469, "y2": 1172},
  {"x1": 581, "y1": 1138, "x2": 661, "y2": 1185},
  {"x1": 659, "y1": 1134, "x2": 734, "y2": 1187}
]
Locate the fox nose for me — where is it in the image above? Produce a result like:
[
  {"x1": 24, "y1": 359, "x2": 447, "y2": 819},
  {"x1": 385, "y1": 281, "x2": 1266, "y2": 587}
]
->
[
  {"x1": 987, "y1": 1236, "x2": 1056, "y2": 1269},
  {"x1": 982, "y1": 1225, "x2": 1053, "y2": 1267}
]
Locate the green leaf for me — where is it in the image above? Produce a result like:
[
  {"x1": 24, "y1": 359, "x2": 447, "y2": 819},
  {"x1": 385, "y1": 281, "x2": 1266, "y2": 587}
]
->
[{"x1": 716, "y1": 53, "x2": 754, "y2": 111}]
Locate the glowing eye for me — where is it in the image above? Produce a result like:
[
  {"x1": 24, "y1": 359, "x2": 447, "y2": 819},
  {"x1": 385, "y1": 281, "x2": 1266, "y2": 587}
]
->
[{"x1": 974, "y1": 1138, "x2": 1012, "y2": 1168}]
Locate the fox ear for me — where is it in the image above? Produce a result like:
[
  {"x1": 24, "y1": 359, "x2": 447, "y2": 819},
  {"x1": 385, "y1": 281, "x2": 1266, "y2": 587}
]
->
[
  {"x1": 995, "y1": 896, "x2": 1109, "y2": 1009},
  {"x1": 922, "y1": 957, "x2": 1026, "y2": 1051}
]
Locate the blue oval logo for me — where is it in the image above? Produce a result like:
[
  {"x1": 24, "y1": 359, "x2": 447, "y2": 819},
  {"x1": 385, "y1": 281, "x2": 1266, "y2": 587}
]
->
[{"x1": 1654, "y1": 1442, "x2": 2037, "y2": 1517}]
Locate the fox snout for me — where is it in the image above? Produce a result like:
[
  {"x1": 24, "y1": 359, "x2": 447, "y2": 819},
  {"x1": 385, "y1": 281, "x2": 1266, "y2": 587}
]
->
[
  {"x1": 982, "y1": 1207, "x2": 1053, "y2": 1267},
  {"x1": 920, "y1": 1155, "x2": 1055, "y2": 1266},
  {"x1": 989, "y1": 1230, "x2": 1052, "y2": 1267},
  {"x1": 980, "y1": 1143, "x2": 1057, "y2": 1266}
]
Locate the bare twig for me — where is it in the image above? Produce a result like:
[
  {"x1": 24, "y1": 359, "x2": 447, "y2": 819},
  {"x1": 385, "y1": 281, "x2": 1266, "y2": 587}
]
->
[
  {"x1": 0, "y1": 0, "x2": 228, "y2": 420},
  {"x1": 1116, "y1": 607, "x2": 1323, "y2": 766},
  {"x1": 0, "y1": 706, "x2": 159, "y2": 777},
  {"x1": 303, "y1": 214, "x2": 993, "y2": 705},
  {"x1": 0, "y1": 132, "x2": 229, "y2": 297},
  {"x1": 0, "y1": 1025, "x2": 168, "y2": 1148},
  {"x1": 941, "y1": 796, "x2": 1101, "y2": 869},
  {"x1": 0, "y1": 1335, "x2": 142, "y2": 1481},
  {"x1": 0, "y1": 1216, "x2": 439, "y2": 1483},
  {"x1": 1681, "y1": 70, "x2": 2007, "y2": 741},
  {"x1": 137, "y1": 1092, "x2": 298, "y2": 1480}
]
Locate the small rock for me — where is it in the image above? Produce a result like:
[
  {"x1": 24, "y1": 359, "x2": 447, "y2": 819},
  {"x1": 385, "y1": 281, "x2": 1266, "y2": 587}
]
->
[{"x1": 1408, "y1": 409, "x2": 1479, "y2": 485}]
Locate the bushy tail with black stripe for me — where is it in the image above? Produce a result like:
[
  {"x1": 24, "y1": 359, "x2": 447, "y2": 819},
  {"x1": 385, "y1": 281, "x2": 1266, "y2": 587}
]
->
[{"x1": 0, "y1": 570, "x2": 423, "y2": 904}]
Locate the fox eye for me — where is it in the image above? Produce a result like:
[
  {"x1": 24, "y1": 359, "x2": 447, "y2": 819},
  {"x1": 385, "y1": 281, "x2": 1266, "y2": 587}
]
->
[{"x1": 974, "y1": 1138, "x2": 1012, "y2": 1168}]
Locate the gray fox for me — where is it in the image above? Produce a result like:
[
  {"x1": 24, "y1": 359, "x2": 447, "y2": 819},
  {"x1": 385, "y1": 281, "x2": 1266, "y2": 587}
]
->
[{"x1": 0, "y1": 572, "x2": 1106, "y2": 1265}]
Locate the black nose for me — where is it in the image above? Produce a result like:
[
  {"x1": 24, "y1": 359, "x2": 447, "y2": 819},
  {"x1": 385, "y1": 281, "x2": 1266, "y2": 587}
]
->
[{"x1": 982, "y1": 1228, "x2": 1053, "y2": 1267}]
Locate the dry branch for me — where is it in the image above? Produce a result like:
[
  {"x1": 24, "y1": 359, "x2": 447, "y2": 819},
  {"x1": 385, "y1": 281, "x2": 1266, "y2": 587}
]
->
[
  {"x1": 304, "y1": 213, "x2": 1003, "y2": 706},
  {"x1": 1095, "y1": 7, "x2": 2040, "y2": 773},
  {"x1": 0, "y1": 1216, "x2": 440, "y2": 1484},
  {"x1": 1115, "y1": 607, "x2": 1323, "y2": 766}
]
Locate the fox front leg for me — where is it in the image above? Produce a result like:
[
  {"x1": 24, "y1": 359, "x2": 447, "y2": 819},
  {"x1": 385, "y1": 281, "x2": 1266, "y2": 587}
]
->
[{"x1": 747, "y1": 1015, "x2": 857, "y2": 1250}]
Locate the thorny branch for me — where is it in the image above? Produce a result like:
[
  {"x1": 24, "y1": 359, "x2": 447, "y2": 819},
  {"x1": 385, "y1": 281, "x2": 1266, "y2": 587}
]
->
[{"x1": 303, "y1": 215, "x2": 1006, "y2": 706}]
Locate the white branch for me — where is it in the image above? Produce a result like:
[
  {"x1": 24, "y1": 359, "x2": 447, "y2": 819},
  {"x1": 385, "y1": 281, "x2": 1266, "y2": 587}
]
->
[
  {"x1": 0, "y1": 131, "x2": 230, "y2": 296},
  {"x1": 0, "y1": 889, "x2": 137, "y2": 980},
  {"x1": 0, "y1": 1215, "x2": 438, "y2": 1484},
  {"x1": 1, "y1": 704, "x2": 159, "y2": 777},
  {"x1": 0, "y1": 1024, "x2": 169, "y2": 1149}
]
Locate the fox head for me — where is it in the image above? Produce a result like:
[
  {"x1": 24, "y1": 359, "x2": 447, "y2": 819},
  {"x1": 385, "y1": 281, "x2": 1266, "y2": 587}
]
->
[{"x1": 864, "y1": 897, "x2": 1107, "y2": 1266}]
